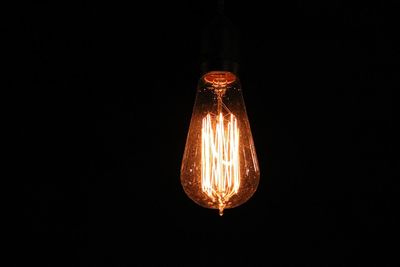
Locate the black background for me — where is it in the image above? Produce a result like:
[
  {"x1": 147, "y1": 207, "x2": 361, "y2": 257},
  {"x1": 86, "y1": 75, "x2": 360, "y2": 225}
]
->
[{"x1": 13, "y1": 0, "x2": 397, "y2": 266}]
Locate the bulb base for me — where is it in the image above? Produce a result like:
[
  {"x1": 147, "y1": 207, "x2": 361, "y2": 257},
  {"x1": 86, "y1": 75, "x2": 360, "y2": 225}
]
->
[
  {"x1": 201, "y1": 61, "x2": 239, "y2": 75},
  {"x1": 200, "y1": 14, "x2": 239, "y2": 75}
]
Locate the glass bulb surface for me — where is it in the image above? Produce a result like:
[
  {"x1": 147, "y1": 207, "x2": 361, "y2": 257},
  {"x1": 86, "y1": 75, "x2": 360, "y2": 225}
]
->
[{"x1": 181, "y1": 71, "x2": 259, "y2": 215}]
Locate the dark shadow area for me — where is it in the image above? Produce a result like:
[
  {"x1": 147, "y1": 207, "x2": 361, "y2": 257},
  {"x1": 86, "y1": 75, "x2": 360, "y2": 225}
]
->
[{"x1": 12, "y1": 0, "x2": 397, "y2": 265}]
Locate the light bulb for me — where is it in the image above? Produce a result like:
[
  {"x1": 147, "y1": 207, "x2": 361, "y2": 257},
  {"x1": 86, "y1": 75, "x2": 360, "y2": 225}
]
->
[{"x1": 181, "y1": 71, "x2": 259, "y2": 216}]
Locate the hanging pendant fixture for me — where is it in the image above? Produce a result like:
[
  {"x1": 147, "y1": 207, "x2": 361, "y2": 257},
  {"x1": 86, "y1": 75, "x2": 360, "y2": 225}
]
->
[{"x1": 181, "y1": 1, "x2": 260, "y2": 216}]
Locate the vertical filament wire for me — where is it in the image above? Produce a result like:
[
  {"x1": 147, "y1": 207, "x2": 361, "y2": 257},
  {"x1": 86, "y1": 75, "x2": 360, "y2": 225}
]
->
[{"x1": 201, "y1": 112, "x2": 240, "y2": 206}]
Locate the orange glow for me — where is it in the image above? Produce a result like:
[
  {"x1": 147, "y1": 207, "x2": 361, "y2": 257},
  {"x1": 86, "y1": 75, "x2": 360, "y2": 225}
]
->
[
  {"x1": 204, "y1": 71, "x2": 236, "y2": 85},
  {"x1": 181, "y1": 71, "x2": 259, "y2": 216},
  {"x1": 201, "y1": 112, "x2": 240, "y2": 216}
]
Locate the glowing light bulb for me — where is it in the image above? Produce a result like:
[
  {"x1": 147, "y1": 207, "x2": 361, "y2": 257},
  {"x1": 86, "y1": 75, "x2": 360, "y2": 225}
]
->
[{"x1": 181, "y1": 71, "x2": 259, "y2": 216}]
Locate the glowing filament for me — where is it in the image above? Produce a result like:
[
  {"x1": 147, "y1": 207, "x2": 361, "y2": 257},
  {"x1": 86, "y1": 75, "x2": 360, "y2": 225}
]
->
[{"x1": 201, "y1": 112, "x2": 240, "y2": 211}]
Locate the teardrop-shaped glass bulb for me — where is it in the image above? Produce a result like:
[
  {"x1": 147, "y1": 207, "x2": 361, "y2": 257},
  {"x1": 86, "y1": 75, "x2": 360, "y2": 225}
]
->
[{"x1": 181, "y1": 71, "x2": 260, "y2": 216}]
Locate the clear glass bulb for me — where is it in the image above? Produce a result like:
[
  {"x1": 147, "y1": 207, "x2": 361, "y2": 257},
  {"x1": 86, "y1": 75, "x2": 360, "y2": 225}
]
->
[{"x1": 181, "y1": 71, "x2": 260, "y2": 216}]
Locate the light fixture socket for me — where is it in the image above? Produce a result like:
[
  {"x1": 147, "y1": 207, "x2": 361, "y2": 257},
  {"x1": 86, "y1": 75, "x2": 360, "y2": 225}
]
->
[{"x1": 200, "y1": 14, "x2": 239, "y2": 75}]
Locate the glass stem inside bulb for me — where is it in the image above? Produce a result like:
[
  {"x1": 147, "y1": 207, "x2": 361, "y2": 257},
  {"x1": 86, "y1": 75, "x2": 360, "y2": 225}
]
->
[
  {"x1": 217, "y1": 94, "x2": 223, "y2": 114},
  {"x1": 201, "y1": 80, "x2": 240, "y2": 216},
  {"x1": 216, "y1": 94, "x2": 229, "y2": 217},
  {"x1": 218, "y1": 200, "x2": 225, "y2": 216}
]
